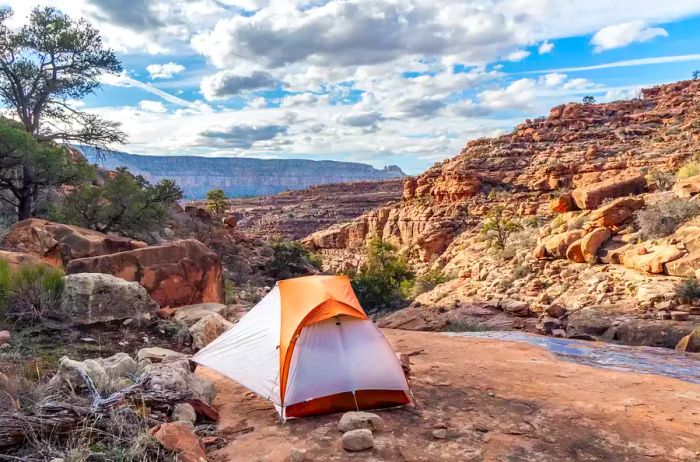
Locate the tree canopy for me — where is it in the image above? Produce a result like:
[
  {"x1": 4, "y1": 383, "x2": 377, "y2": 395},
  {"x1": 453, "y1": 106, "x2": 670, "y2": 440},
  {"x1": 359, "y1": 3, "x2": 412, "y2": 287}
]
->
[
  {"x1": 0, "y1": 117, "x2": 93, "y2": 219},
  {"x1": 206, "y1": 188, "x2": 228, "y2": 214},
  {"x1": 52, "y1": 167, "x2": 183, "y2": 235},
  {"x1": 0, "y1": 7, "x2": 124, "y2": 150}
]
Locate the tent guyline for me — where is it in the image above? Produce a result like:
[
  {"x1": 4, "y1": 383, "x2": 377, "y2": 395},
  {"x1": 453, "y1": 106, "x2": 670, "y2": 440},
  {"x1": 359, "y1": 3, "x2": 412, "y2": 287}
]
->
[{"x1": 193, "y1": 275, "x2": 411, "y2": 419}]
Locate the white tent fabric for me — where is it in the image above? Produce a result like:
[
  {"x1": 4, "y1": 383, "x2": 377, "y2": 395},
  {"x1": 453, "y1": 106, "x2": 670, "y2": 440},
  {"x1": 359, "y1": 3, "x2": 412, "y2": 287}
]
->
[
  {"x1": 284, "y1": 316, "x2": 409, "y2": 407},
  {"x1": 193, "y1": 286, "x2": 282, "y2": 405}
]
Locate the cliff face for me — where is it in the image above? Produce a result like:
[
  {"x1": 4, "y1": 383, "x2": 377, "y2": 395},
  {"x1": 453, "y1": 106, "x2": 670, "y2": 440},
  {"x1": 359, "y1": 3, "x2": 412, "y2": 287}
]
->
[
  {"x1": 303, "y1": 79, "x2": 700, "y2": 269},
  {"x1": 301, "y1": 79, "x2": 700, "y2": 347},
  {"x1": 81, "y1": 148, "x2": 405, "y2": 199},
  {"x1": 192, "y1": 179, "x2": 404, "y2": 240}
]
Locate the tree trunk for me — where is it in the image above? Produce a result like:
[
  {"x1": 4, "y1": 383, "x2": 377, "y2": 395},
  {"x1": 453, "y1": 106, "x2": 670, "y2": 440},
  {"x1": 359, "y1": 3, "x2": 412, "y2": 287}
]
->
[{"x1": 16, "y1": 165, "x2": 35, "y2": 220}]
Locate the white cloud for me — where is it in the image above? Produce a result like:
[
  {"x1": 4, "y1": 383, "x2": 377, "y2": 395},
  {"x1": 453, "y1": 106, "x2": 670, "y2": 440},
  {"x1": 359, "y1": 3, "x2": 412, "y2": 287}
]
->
[
  {"x1": 138, "y1": 100, "x2": 168, "y2": 113},
  {"x1": 479, "y1": 79, "x2": 537, "y2": 110},
  {"x1": 506, "y1": 50, "x2": 530, "y2": 62},
  {"x1": 591, "y1": 21, "x2": 668, "y2": 52},
  {"x1": 538, "y1": 40, "x2": 554, "y2": 54},
  {"x1": 541, "y1": 73, "x2": 567, "y2": 87},
  {"x1": 146, "y1": 62, "x2": 186, "y2": 79}
]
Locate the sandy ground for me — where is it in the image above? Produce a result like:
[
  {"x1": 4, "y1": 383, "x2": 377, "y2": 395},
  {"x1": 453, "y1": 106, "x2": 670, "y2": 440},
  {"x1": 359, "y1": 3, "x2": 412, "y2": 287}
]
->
[{"x1": 196, "y1": 329, "x2": 700, "y2": 462}]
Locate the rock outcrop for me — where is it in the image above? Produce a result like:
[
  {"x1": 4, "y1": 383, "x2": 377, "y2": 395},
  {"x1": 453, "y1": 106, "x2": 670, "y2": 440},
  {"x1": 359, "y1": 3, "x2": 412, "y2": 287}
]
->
[
  {"x1": 212, "y1": 179, "x2": 403, "y2": 240},
  {"x1": 59, "y1": 273, "x2": 159, "y2": 325},
  {"x1": 1, "y1": 219, "x2": 145, "y2": 268},
  {"x1": 65, "y1": 239, "x2": 225, "y2": 308},
  {"x1": 304, "y1": 79, "x2": 700, "y2": 272}
]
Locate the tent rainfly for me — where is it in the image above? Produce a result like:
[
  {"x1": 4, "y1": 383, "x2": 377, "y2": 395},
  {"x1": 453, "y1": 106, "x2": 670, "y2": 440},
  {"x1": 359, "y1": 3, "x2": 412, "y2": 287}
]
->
[{"x1": 192, "y1": 275, "x2": 411, "y2": 419}]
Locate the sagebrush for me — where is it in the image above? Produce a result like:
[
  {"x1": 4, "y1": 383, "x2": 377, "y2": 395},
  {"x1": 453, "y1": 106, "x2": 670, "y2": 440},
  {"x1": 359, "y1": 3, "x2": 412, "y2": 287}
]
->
[{"x1": 635, "y1": 198, "x2": 700, "y2": 239}]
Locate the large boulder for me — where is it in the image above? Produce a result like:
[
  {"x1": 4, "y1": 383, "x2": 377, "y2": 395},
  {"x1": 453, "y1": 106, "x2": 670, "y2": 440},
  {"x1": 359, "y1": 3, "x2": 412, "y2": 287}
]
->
[
  {"x1": 59, "y1": 273, "x2": 158, "y2": 325},
  {"x1": 580, "y1": 228, "x2": 611, "y2": 262},
  {"x1": 542, "y1": 230, "x2": 586, "y2": 259},
  {"x1": 1, "y1": 219, "x2": 145, "y2": 268},
  {"x1": 621, "y1": 245, "x2": 686, "y2": 274},
  {"x1": 586, "y1": 197, "x2": 644, "y2": 228},
  {"x1": 0, "y1": 250, "x2": 46, "y2": 268},
  {"x1": 571, "y1": 175, "x2": 646, "y2": 210},
  {"x1": 66, "y1": 239, "x2": 225, "y2": 308}
]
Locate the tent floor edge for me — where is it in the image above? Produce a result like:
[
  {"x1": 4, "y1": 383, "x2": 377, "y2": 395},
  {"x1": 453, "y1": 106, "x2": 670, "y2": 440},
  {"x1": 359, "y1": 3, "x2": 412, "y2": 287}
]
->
[{"x1": 284, "y1": 389, "x2": 410, "y2": 419}]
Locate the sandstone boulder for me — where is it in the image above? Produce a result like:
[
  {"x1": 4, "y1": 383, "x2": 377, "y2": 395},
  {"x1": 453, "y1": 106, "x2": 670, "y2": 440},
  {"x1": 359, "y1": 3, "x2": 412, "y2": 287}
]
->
[
  {"x1": 622, "y1": 245, "x2": 686, "y2": 274},
  {"x1": 59, "y1": 273, "x2": 158, "y2": 325},
  {"x1": 580, "y1": 228, "x2": 611, "y2": 262},
  {"x1": 0, "y1": 250, "x2": 46, "y2": 268},
  {"x1": 150, "y1": 421, "x2": 207, "y2": 462},
  {"x1": 586, "y1": 197, "x2": 644, "y2": 228},
  {"x1": 571, "y1": 175, "x2": 646, "y2": 210},
  {"x1": 342, "y1": 429, "x2": 374, "y2": 452},
  {"x1": 565, "y1": 240, "x2": 585, "y2": 263},
  {"x1": 66, "y1": 239, "x2": 224, "y2": 308},
  {"x1": 672, "y1": 175, "x2": 700, "y2": 198},
  {"x1": 1, "y1": 219, "x2": 144, "y2": 268},
  {"x1": 189, "y1": 313, "x2": 233, "y2": 350},
  {"x1": 548, "y1": 194, "x2": 575, "y2": 213},
  {"x1": 338, "y1": 411, "x2": 385, "y2": 432},
  {"x1": 543, "y1": 230, "x2": 586, "y2": 259}
]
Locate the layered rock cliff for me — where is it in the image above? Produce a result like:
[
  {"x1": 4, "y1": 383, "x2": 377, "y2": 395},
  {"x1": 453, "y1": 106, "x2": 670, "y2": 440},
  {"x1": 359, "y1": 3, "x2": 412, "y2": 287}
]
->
[
  {"x1": 302, "y1": 79, "x2": 700, "y2": 346},
  {"x1": 190, "y1": 179, "x2": 403, "y2": 240},
  {"x1": 303, "y1": 79, "x2": 700, "y2": 268},
  {"x1": 81, "y1": 147, "x2": 405, "y2": 199}
]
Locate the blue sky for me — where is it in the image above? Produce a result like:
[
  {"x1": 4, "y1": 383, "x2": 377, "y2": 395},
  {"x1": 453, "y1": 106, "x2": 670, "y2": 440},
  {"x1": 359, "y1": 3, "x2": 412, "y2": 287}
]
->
[{"x1": 4, "y1": 1, "x2": 700, "y2": 174}]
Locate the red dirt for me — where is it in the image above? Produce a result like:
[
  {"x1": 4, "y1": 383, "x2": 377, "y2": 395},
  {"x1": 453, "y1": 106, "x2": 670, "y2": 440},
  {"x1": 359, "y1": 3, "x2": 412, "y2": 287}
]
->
[{"x1": 197, "y1": 329, "x2": 700, "y2": 461}]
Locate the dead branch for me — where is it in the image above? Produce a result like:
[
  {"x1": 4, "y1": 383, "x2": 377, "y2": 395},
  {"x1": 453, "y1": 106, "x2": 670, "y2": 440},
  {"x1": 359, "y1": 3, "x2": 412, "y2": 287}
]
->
[{"x1": 0, "y1": 371, "x2": 192, "y2": 449}]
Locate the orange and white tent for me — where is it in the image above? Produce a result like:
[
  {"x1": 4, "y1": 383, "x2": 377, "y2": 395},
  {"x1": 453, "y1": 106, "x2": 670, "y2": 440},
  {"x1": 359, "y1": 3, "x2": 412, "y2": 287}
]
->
[{"x1": 192, "y1": 275, "x2": 410, "y2": 419}]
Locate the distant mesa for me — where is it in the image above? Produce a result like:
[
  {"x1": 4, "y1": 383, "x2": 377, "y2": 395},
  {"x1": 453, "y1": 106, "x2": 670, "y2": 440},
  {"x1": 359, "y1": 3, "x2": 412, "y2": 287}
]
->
[{"x1": 79, "y1": 146, "x2": 405, "y2": 199}]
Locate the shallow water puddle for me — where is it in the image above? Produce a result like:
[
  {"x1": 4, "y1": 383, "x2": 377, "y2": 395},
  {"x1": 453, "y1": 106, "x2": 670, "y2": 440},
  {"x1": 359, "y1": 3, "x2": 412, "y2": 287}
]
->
[{"x1": 445, "y1": 331, "x2": 700, "y2": 384}]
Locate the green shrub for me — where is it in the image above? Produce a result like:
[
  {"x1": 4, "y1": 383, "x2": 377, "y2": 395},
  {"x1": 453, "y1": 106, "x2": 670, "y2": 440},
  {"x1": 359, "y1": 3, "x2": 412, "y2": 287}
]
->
[
  {"x1": 635, "y1": 198, "x2": 700, "y2": 240},
  {"x1": 206, "y1": 188, "x2": 228, "y2": 214},
  {"x1": 0, "y1": 262, "x2": 64, "y2": 325},
  {"x1": 350, "y1": 239, "x2": 414, "y2": 314},
  {"x1": 410, "y1": 268, "x2": 450, "y2": 297},
  {"x1": 677, "y1": 160, "x2": 700, "y2": 180},
  {"x1": 266, "y1": 241, "x2": 321, "y2": 279},
  {"x1": 52, "y1": 167, "x2": 183, "y2": 236},
  {"x1": 481, "y1": 205, "x2": 522, "y2": 249},
  {"x1": 674, "y1": 278, "x2": 700, "y2": 303}
]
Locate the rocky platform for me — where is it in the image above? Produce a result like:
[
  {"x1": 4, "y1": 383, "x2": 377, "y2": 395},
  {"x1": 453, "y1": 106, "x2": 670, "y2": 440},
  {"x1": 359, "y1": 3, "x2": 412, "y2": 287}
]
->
[{"x1": 199, "y1": 329, "x2": 700, "y2": 461}]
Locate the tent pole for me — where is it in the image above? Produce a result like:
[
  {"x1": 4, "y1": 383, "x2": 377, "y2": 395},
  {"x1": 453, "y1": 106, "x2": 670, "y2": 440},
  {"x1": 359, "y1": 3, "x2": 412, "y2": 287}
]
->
[{"x1": 352, "y1": 390, "x2": 360, "y2": 411}]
